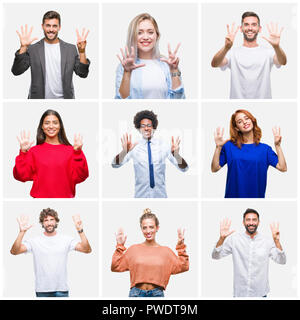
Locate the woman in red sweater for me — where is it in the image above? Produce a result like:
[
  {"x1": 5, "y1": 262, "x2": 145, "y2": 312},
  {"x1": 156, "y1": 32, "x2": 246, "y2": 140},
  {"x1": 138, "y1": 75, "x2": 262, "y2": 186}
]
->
[
  {"x1": 111, "y1": 208, "x2": 189, "y2": 297},
  {"x1": 13, "y1": 109, "x2": 89, "y2": 198}
]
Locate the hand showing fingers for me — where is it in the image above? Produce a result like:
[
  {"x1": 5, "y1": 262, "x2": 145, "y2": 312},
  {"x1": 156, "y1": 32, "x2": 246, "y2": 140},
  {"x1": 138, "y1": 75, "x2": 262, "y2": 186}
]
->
[
  {"x1": 72, "y1": 214, "x2": 83, "y2": 230},
  {"x1": 121, "y1": 133, "x2": 137, "y2": 153},
  {"x1": 220, "y1": 218, "x2": 235, "y2": 239},
  {"x1": 17, "y1": 215, "x2": 33, "y2": 232},
  {"x1": 262, "y1": 22, "x2": 283, "y2": 47},
  {"x1": 160, "y1": 43, "x2": 181, "y2": 71},
  {"x1": 17, "y1": 130, "x2": 34, "y2": 152},
  {"x1": 177, "y1": 228, "x2": 185, "y2": 245},
  {"x1": 270, "y1": 222, "x2": 280, "y2": 241},
  {"x1": 76, "y1": 28, "x2": 89, "y2": 52},
  {"x1": 16, "y1": 25, "x2": 38, "y2": 48},
  {"x1": 117, "y1": 46, "x2": 145, "y2": 72},
  {"x1": 214, "y1": 127, "x2": 226, "y2": 147},
  {"x1": 171, "y1": 136, "x2": 181, "y2": 154},
  {"x1": 225, "y1": 23, "x2": 239, "y2": 49},
  {"x1": 116, "y1": 228, "x2": 127, "y2": 245},
  {"x1": 73, "y1": 134, "x2": 83, "y2": 151},
  {"x1": 272, "y1": 126, "x2": 282, "y2": 146}
]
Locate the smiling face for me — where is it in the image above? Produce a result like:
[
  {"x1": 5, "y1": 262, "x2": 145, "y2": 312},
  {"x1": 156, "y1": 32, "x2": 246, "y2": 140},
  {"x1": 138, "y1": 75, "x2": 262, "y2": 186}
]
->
[
  {"x1": 42, "y1": 215, "x2": 58, "y2": 234},
  {"x1": 42, "y1": 114, "x2": 60, "y2": 140},
  {"x1": 241, "y1": 16, "x2": 261, "y2": 42},
  {"x1": 141, "y1": 218, "x2": 159, "y2": 241},
  {"x1": 235, "y1": 112, "x2": 254, "y2": 134},
  {"x1": 139, "y1": 118, "x2": 154, "y2": 139},
  {"x1": 243, "y1": 213, "x2": 259, "y2": 235},
  {"x1": 42, "y1": 18, "x2": 61, "y2": 42},
  {"x1": 136, "y1": 19, "x2": 157, "y2": 57}
]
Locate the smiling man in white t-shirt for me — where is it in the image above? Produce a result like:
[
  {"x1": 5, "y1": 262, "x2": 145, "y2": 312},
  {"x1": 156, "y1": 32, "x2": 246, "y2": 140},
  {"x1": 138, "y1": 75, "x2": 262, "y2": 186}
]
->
[
  {"x1": 10, "y1": 208, "x2": 92, "y2": 297},
  {"x1": 211, "y1": 11, "x2": 287, "y2": 99}
]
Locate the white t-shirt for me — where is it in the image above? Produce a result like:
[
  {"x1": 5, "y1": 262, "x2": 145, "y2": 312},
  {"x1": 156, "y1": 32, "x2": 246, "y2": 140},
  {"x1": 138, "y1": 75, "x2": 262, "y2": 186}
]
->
[
  {"x1": 44, "y1": 41, "x2": 64, "y2": 99},
  {"x1": 139, "y1": 59, "x2": 168, "y2": 98},
  {"x1": 23, "y1": 233, "x2": 78, "y2": 292},
  {"x1": 221, "y1": 46, "x2": 281, "y2": 99}
]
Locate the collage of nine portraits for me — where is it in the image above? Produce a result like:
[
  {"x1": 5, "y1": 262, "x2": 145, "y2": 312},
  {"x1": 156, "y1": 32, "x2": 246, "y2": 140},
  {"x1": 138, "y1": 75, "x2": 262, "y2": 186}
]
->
[{"x1": 1, "y1": 2, "x2": 298, "y2": 299}]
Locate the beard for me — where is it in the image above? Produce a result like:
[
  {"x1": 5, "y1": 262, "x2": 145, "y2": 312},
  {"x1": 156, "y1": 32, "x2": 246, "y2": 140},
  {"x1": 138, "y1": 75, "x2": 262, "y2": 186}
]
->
[
  {"x1": 242, "y1": 30, "x2": 259, "y2": 42},
  {"x1": 44, "y1": 30, "x2": 59, "y2": 42},
  {"x1": 43, "y1": 224, "x2": 57, "y2": 234},
  {"x1": 245, "y1": 224, "x2": 258, "y2": 235}
]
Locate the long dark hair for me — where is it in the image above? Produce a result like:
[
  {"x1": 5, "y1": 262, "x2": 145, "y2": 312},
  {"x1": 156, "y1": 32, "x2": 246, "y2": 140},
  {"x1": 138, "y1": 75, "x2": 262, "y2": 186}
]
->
[{"x1": 36, "y1": 109, "x2": 71, "y2": 146}]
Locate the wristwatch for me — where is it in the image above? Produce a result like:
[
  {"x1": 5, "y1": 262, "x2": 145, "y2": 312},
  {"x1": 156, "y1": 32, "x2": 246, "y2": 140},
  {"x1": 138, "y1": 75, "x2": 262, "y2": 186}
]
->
[
  {"x1": 171, "y1": 70, "x2": 181, "y2": 77},
  {"x1": 78, "y1": 229, "x2": 84, "y2": 233}
]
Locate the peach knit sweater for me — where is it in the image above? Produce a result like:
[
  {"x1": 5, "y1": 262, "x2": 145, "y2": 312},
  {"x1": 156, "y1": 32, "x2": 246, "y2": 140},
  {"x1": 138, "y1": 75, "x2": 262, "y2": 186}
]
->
[{"x1": 111, "y1": 243, "x2": 189, "y2": 289}]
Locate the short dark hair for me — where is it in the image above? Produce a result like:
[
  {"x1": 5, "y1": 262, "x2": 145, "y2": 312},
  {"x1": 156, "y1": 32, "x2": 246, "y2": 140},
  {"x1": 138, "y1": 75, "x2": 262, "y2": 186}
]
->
[
  {"x1": 243, "y1": 208, "x2": 260, "y2": 220},
  {"x1": 39, "y1": 208, "x2": 60, "y2": 225},
  {"x1": 42, "y1": 11, "x2": 61, "y2": 25},
  {"x1": 133, "y1": 110, "x2": 158, "y2": 129},
  {"x1": 241, "y1": 11, "x2": 260, "y2": 26}
]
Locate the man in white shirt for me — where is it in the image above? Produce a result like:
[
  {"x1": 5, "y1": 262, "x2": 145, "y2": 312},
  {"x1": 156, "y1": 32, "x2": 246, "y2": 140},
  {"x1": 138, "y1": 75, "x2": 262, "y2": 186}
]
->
[
  {"x1": 212, "y1": 208, "x2": 286, "y2": 297},
  {"x1": 12, "y1": 11, "x2": 90, "y2": 99},
  {"x1": 10, "y1": 208, "x2": 92, "y2": 297},
  {"x1": 211, "y1": 11, "x2": 287, "y2": 99},
  {"x1": 112, "y1": 110, "x2": 188, "y2": 197}
]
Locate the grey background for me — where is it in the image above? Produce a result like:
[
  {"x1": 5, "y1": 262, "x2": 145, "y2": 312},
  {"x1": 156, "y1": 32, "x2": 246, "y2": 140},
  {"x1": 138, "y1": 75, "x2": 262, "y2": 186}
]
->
[
  {"x1": 3, "y1": 200, "x2": 99, "y2": 298},
  {"x1": 201, "y1": 101, "x2": 297, "y2": 198},
  {"x1": 3, "y1": 2, "x2": 99, "y2": 99},
  {"x1": 202, "y1": 200, "x2": 297, "y2": 298},
  {"x1": 3, "y1": 101, "x2": 99, "y2": 198},
  {"x1": 102, "y1": 201, "x2": 199, "y2": 298},
  {"x1": 102, "y1": 101, "x2": 199, "y2": 198},
  {"x1": 202, "y1": 3, "x2": 297, "y2": 99},
  {"x1": 102, "y1": 3, "x2": 198, "y2": 99}
]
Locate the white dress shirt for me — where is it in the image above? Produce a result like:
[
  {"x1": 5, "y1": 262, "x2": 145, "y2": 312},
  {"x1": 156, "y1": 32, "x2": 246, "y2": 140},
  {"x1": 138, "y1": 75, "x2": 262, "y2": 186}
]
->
[
  {"x1": 212, "y1": 231, "x2": 286, "y2": 297},
  {"x1": 112, "y1": 137, "x2": 188, "y2": 198}
]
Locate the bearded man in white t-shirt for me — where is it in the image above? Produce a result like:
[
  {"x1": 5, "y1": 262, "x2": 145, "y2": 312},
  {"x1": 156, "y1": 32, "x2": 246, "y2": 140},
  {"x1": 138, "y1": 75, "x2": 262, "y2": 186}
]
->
[
  {"x1": 211, "y1": 11, "x2": 287, "y2": 99},
  {"x1": 12, "y1": 10, "x2": 90, "y2": 99},
  {"x1": 10, "y1": 208, "x2": 92, "y2": 297}
]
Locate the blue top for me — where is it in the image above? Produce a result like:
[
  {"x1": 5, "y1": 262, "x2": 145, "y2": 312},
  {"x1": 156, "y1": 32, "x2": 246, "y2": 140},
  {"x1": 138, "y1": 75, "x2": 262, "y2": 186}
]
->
[
  {"x1": 115, "y1": 58, "x2": 185, "y2": 99},
  {"x1": 219, "y1": 141, "x2": 278, "y2": 198}
]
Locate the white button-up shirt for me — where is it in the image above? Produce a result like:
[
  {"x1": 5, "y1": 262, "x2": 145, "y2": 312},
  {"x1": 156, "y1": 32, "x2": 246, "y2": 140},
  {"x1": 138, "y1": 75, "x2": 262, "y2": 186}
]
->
[
  {"x1": 212, "y1": 231, "x2": 286, "y2": 297},
  {"x1": 112, "y1": 137, "x2": 188, "y2": 198}
]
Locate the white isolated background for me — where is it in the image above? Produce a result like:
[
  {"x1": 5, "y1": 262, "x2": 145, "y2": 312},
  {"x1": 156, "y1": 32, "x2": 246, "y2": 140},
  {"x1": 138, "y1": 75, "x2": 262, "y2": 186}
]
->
[
  {"x1": 3, "y1": 101, "x2": 99, "y2": 198},
  {"x1": 102, "y1": 3, "x2": 198, "y2": 99},
  {"x1": 102, "y1": 201, "x2": 198, "y2": 298},
  {"x1": 202, "y1": 3, "x2": 297, "y2": 99},
  {"x1": 202, "y1": 200, "x2": 297, "y2": 298},
  {"x1": 3, "y1": 2, "x2": 99, "y2": 99},
  {"x1": 102, "y1": 101, "x2": 198, "y2": 198},
  {"x1": 3, "y1": 200, "x2": 99, "y2": 298},
  {"x1": 201, "y1": 101, "x2": 297, "y2": 198}
]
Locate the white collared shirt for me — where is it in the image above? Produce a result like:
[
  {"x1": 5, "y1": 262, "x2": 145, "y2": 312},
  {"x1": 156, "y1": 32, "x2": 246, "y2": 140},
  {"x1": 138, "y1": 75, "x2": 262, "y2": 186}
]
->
[
  {"x1": 212, "y1": 231, "x2": 286, "y2": 297},
  {"x1": 112, "y1": 137, "x2": 188, "y2": 198}
]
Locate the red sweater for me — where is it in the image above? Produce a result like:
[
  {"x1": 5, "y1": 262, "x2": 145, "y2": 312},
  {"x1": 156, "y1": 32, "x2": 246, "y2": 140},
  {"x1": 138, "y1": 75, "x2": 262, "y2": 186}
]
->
[{"x1": 13, "y1": 143, "x2": 89, "y2": 198}]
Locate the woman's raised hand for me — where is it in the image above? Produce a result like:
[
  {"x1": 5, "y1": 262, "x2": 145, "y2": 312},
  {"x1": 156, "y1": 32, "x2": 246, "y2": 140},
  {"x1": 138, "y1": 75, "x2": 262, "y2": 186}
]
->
[
  {"x1": 160, "y1": 43, "x2": 181, "y2": 71},
  {"x1": 214, "y1": 127, "x2": 226, "y2": 147},
  {"x1": 73, "y1": 134, "x2": 83, "y2": 151},
  {"x1": 17, "y1": 130, "x2": 34, "y2": 153},
  {"x1": 272, "y1": 126, "x2": 282, "y2": 146},
  {"x1": 117, "y1": 46, "x2": 145, "y2": 72},
  {"x1": 115, "y1": 228, "x2": 127, "y2": 245}
]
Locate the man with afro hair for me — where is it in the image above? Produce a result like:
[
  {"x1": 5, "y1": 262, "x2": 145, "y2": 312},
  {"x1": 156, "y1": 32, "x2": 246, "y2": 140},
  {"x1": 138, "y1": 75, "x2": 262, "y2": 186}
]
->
[{"x1": 112, "y1": 110, "x2": 188, "y2": 197}]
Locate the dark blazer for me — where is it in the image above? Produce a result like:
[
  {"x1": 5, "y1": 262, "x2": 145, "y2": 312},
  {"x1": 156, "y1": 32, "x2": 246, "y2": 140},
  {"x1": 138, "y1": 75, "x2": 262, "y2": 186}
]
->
[{"x1": 11, "y1": 38, "x2": 90, "y2": 99}]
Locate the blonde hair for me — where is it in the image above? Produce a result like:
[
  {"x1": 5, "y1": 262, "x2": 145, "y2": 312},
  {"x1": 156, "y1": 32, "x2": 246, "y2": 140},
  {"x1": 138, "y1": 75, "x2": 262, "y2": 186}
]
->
[
  {"x1": 126, "y1": 13, "x2": 161, "y2": 59},
  {"x1": 139, "y1": 208, "x2": 159, "y2": 227}
]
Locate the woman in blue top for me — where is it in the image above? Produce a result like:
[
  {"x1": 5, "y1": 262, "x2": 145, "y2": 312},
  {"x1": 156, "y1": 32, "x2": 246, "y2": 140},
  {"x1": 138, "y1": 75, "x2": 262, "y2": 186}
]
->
[
  {"x1": 115, "y1": 13, "x2": 185, "y2": 99},
  {"x1": 211, "y1": 109, "x2": 287, "y2": 198}
]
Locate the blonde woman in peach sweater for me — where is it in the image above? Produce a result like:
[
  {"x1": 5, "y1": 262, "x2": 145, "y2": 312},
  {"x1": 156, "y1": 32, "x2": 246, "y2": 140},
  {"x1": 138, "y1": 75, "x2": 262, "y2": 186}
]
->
[{"x1": 111, "y1": 208, "x2": 189, "y2": 297}]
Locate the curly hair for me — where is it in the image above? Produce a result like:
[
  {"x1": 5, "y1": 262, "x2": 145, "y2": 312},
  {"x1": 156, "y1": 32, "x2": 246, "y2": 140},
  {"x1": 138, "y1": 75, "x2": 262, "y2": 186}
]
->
[
  {"x1": 230, "y1": 109, "x2": 262, "y2": 149},
  {"x1": 140, "y1": 208, "x2": 159, "y2": 227},
  {"x1": 133, "y1": 110, "x2": 158, "y2": 129},
  {"x1": 39, "y1": 208, "x2": 60, "y2": 225}
]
